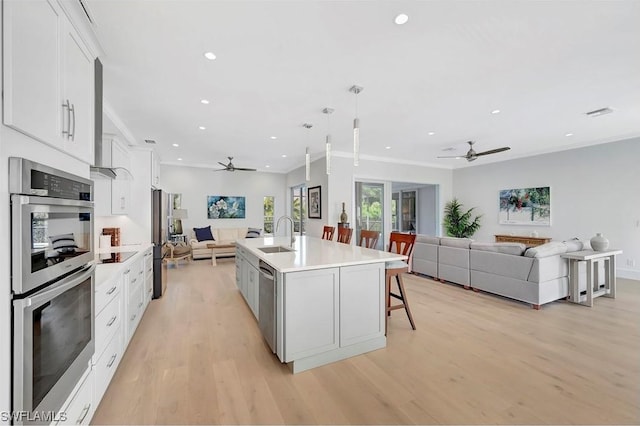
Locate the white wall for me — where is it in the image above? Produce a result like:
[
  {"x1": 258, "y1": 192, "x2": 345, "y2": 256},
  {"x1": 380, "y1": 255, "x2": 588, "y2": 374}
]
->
[
  {"x1": 452, "y1": 137, "x2": 640, "y2": 279},
  {"x1": 161, "y1": 164, "x2": 287, "y2": 237},
  {"x1": 418, "y1": 185, "x2": 438, "y2": 235},
  {"x1": 286, "y1": 157, "x2": 329, "y2": 238}
]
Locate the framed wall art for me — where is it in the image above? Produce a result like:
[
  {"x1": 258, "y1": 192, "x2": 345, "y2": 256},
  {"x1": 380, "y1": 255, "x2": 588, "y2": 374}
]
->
[
  {"x1": 307, "y1": 186, "x2": 321, "y2": 219},
  {"x1": 499, "y1": 187, "x2": 550, "y2": 225},
  {"x1": 207, "y1": 195, "x2": 246, "y2": 219}
]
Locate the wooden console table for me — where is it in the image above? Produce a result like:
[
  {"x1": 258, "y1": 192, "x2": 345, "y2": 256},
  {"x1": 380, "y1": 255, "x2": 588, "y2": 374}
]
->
[{"x1": 495, "y1": 234, "x2": 551, "y2": 247}]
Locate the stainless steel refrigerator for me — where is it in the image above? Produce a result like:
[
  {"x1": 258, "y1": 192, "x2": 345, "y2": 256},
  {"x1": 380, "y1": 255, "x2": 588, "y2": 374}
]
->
[{"x1": 152, "y1": 189, "x2": 168, "y2": 298}]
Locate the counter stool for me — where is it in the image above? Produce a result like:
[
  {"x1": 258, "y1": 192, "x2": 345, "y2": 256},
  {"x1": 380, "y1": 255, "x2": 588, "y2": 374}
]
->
[
  {"x1": 336, "y1": 227, "x2": 353, "y2": 244},
  {"x1": 358, "y1": 230, "x2": 380, "y2": 249},
  {"x1": 322, "y1": 226, "x2": 335, "y2": 241},
  {"x1": 385, "y1": 232, "x2": 416, "y2": 333}
]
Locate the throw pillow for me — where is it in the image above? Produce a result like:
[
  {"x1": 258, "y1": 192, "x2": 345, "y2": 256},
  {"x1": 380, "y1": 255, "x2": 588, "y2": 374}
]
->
[
  {"x1": 193, "y1": 226, "x2": 214, "y2": 242},
  {"x1": 49, "y1": 233, "x2": 78, "y2": 253},
  {"x1": 524, "y1": 241, "x2": 567, "y2": 258},
  {"x1": 563, "y1": 238, "x2": 584, "y2": 252},
  {"x1": 246, "y1": 228, "x2": 262, "y2": 238}
]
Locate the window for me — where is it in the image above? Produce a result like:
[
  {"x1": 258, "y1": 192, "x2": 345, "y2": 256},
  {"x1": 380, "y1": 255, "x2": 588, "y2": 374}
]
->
[
  {"x1": 291, "y1": 185, "x2": 307, "y2": 234},
  {"x1": 263, "y1": 196, "x2": 274, "y2": 234}
]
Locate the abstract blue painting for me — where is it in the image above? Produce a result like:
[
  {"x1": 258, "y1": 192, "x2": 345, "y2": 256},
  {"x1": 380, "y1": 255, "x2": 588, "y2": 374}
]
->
[{"x1": 207, "y1": 196, "x2": 246, "y2": 219}]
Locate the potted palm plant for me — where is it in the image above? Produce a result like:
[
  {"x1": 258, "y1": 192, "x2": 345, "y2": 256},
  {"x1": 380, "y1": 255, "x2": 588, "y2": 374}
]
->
[{"x1": 443, "y1": 198, "x2": 482, "y2": 238}]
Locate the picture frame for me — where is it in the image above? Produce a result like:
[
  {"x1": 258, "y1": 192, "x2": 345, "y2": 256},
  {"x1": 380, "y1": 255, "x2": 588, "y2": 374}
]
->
[
  {"x1": 308, "y1": 186, "x2": 321, "y2": 219},
  {"x1": 207, "y1": 195, "x2": 246, "y2": 219},
  {"x1": 498, "y1": 187, "x2": 551, "y2": 226}
]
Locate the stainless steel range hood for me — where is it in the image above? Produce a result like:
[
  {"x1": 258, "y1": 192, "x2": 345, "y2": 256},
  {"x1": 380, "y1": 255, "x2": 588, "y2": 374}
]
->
[{"x1": 90, "y1": 58, "x2": 131, "y2": 180}]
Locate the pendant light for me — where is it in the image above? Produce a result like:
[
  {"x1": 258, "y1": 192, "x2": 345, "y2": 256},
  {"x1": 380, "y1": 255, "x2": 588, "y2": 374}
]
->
[
  {"x1": 322, "y1": 107, "x2": 334, "y2": 175},
  {"x1": 303, "y1": 123, "x2": 312, "y2": 181},
  {"x1": 349, "y1": 85, "x2": 363, "y2": 166}
]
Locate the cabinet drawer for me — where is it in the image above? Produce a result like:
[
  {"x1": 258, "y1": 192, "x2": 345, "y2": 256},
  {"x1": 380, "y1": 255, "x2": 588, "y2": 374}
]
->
[
  {"x1": 59, "y1": 370, "x2": 94, "y2": 425},
  {"x1": 95, "y1": 295, "x2": 122, "y2": 358},
  {"x1": 93, "y1": 325, "x2": 123, "y2": 404},
  {"x1": 127, "y1": 284, "x2": 144, "y2": 339},
  {"x1": 95, "y1": 274, "x2": 122, "y2": 314}
]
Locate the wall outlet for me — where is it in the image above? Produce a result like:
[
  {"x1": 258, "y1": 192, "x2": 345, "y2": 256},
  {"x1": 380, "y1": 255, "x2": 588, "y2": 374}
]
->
[{"x1": 627, "y1": 259, "x2": 636, "y2": 267}]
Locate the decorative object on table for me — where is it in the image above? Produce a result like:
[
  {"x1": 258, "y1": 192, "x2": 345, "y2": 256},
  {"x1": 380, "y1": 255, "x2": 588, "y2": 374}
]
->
[
  {"x1": 340, "y1": 202, "x2": 348, "y2": 224},
  {"x1": 102, "y1": 227, "x2": 121, "y2": 247},
  {"x1": 214, "y1": 156, "x2": 256, "y2": 172},
  {"x1": 172, "y1": 208, "x2": 188, "y2": 235},
  {"x1": 499, "y1": 187, "x2": 550, "y2": 225},
  {"x1": 443, "y1": 198, "x2": 482, "y2": 238},
  {"x1": 308, "y1": 185, "x2": 322, "y2": 219},
  {"x1": 207, "y1": 195, "x2": 246, "y2": 219},
  {"x1": 437, "y1": 140, "x2": 510, "y2": 162},
  {"x1": 590, "y1": 233, "x2": 610, "y2": 251}
]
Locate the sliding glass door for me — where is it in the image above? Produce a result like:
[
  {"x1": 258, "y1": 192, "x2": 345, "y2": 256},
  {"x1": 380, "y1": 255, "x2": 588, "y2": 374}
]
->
[
  {"x1": 355, "y1": 182, "x2": 384, "y2": 250},
  {"x1": 290, "y1": 185, "x2": 307, "y2": 235}
]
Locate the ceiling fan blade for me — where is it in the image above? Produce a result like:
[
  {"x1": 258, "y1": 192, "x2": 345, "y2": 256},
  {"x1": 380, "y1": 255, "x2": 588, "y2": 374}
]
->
[
  {"x1": 233, "y1": 167, "x2": 257, "y2": 171},
  {"x1": 475, "y1": 147, "x2": 511, "y2": 156},
  {"x1": 217, "y1": 161, "x2": 229, "y2": 168}
]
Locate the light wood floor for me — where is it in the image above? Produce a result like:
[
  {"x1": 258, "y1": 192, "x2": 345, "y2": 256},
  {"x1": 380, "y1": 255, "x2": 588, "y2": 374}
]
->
[{"x1": 91, "y1": 260, "x2": 640, "y2": 425}]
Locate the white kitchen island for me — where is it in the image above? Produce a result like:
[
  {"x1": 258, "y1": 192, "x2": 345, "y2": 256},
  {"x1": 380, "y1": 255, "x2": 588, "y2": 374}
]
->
[{"x1": 235, "y1": 236, "x2": 406, "y2": 373}]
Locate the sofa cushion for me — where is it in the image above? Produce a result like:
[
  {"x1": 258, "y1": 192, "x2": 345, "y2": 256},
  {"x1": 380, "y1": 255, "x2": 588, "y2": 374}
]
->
[
  {"x1": 194, "y1": 226, "x2": 214, "y2": 242},
  {"x1": 524, "y1": 241, "x2": 568, "y2": 258},
  {"x1": 470, "y1": 242, "x2": 526, "y2": 256},
  {"x1": 563, "y1": 238, "x2": 584, "y2": 252},
  {"x1": 246, "y1": 227, "x2": 261, "y2": 238},
  {"x1": 470, "y1": 250, "x2": 534, "y2": 281},
  {"x1": 440, "y1": 237, "x2": 472, "y2": 249},
  {"x1": 416, "y1": 235, "x2": 440, "y2": 245}
]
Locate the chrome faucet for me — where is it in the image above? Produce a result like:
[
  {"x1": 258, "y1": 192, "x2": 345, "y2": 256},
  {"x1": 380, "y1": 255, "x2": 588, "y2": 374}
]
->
[{"x1": 275, "y1": 215, "x2": 296, "y2": 247}]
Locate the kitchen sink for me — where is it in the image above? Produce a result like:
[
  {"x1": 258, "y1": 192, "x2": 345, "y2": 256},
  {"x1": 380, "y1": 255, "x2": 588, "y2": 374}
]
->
[{"x1": 257, "y1": 246, "x2": 295, "y2": 254}]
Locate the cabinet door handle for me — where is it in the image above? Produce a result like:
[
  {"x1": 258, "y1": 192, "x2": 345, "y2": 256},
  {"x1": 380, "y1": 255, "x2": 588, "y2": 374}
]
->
[
  {"x1": 132, "y1": 278, "x2": 137, "y2": 283},
  {"x1": 69, "y1": 102, "x2": 76, "y2": 140},
  {"x1": 62, "y1": 100, "x2": 70, "y2": 137},
  {"x1": 121, "y1": 196, "x2": 125, "y2": 210},
  {"x1": 130, "y1": 314, "x2": 137, "y2": 321},
  {"x1": 107, "y1": 353, "x2": 118, "y2": 368},
  {"x1": 76, "y1": 403, "x2": 91, "y2": 424},
  {"x1": 106, "y1": 316, "x2": 117, "y2": 327},
  {"x1": 106, "y1": 286, "x2": 117, "y2": 295},
  {"x1": 138, "y1": 301, "x2": 143, "y2": 308}
]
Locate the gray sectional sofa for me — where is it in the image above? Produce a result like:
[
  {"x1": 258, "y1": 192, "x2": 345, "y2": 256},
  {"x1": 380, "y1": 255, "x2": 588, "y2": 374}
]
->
[{"x1": 412, "y1": 236, "x2": 590, "y2": 309}]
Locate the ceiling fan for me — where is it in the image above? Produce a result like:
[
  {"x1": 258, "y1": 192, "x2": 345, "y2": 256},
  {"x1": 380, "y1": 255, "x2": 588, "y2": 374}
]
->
[
  {"x1": 215, "y1": 157, "x2": 257, "y2": 172},
  {"x1": 438, "y1": 141, "x2": 511, "y2": 162}
]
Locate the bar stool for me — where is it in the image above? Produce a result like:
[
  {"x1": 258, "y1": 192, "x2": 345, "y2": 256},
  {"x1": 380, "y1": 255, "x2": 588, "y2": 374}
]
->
[
  {"x1": 322, "y1": 226, "x2": 335, "y2": 240},
  {"x1": 336, "y1": 227, "x2": 353, "y2": 244},
  {"x1": 358, "y1": 229, "x2": 380, "y2": 249},
  {"x1": 385, "y1": 232, "x2": 417, "y2": 333}
]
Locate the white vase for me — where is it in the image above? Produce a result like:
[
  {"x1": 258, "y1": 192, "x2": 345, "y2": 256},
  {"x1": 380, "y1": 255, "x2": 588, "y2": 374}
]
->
[{"x1": 590, "y1": 233, "x2": 609, "y2": 251}]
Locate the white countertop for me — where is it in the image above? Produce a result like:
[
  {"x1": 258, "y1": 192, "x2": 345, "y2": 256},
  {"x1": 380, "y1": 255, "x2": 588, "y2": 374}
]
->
[
  {"x1": 237, "y1": 236, "x2": 406, "y2": 273},
  {"x1": 94, "y1": 243, "x2": 153, "y2": 287}
]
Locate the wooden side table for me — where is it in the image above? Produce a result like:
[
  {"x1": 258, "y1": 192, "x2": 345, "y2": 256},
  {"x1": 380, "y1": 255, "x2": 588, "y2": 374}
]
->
[
  {"x1": 561, "y1": 249, "x2": 622, "y2": 307},
  {"x1": 494, "y1": 234, "x2": 551, "y2": 247},
  {"x1": 206, "y1": 243, "x2": 236, "y2": 266}
]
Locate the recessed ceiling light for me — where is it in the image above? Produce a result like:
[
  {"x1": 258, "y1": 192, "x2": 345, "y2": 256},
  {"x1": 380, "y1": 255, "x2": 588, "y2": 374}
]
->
[
  {"x1": 385, "y1": 146, "x2": 392, "y2": 150},
  {"x1": 270, "y1": 136, "x2": 277, "y2": 140},
  {"x1": 281, "y1": 154, "x2": 287, "y2": 158},
  {"x1": 265, "y1": 165, "x2": 271, "y2": 168},
  {"x1": 200, "y1": 99, "x2": 210, "y2": 104},
  {"x1": 177, "y1": 158, "x2": 183, "y2": 161},
  {"x1": 198, "y1": 126, "x2": 206, "y2": 130},
  {"x1": 395, "y1": 13, "x2": 409, "y2": 25},
  {"x1": 428, "y1": 132, "x2": 435, "y2": 136},
  {"x1": 491, "y1": 109, "x2": 501, "y2": 114},
  {"x1": 565, "y1": 133, "x2": 574, "y2": 137},
  {"x1": 172, "y1": 143, "x2": 179, "y2": 147},
  {"x1": 204, "y1": 52, "x2": 216, "y2": 60}
]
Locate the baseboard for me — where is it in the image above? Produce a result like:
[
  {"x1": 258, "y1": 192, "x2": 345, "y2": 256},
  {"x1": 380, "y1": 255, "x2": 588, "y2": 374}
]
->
[{"x1": 618, "y1": 268, "x2": 640, "y2": 281}]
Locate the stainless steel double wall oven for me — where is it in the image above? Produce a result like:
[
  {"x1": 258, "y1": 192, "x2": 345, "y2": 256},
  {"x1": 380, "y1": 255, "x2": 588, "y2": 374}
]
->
[{"x1": 10, "y1": 158, "x2": 95, "y2": 421}]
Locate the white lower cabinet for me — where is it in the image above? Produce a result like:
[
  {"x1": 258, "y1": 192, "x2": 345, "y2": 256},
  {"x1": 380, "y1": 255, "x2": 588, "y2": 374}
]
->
[
  {"x1": 283, "y1": 268, "x2": 340, "y2": 362},
  {"x1": 235, "y1": 248, "x2": 259, "y2": 320},
  {"x1": 58, "y1": 368, "x2": 94, "y2": 425},
  {"x1": 93, "y1": 325, "x2": 123, "y2": 404}
]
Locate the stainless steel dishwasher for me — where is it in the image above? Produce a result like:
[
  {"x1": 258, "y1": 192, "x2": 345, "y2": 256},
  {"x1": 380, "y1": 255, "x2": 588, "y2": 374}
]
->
[{"x1": 258, "y1": 260, "x2": 276, "y2": 353}]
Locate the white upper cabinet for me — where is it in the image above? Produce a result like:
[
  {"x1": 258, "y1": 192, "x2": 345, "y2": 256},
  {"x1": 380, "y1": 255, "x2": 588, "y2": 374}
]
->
[{"x1": 3, "y1": 0, "x2": 95, "y2": 164}]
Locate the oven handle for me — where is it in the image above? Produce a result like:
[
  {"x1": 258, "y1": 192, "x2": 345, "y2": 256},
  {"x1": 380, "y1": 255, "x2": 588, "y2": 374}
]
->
[
  {"x1": 13, "y1": 194, "x2": 93, "y2": 208},
  {"x1": 21, "y1": 264, "x2": 95, "y2": 308}
]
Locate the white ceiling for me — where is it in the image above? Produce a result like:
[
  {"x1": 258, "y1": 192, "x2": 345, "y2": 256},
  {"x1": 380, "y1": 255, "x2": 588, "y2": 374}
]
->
[{"x1": 87, "y1": 0, "x2": 640, "y2": 173}]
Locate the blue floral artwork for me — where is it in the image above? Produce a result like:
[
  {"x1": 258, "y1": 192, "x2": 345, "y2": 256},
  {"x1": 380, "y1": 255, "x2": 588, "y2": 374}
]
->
[{"x1": 207, "y1": 196, "x2": 246, "y2": 219}]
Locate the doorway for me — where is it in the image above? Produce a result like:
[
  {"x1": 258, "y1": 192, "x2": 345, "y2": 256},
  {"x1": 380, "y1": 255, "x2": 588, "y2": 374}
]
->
[{"x1": 290, "y1": 185, "x2": 307, "y2": 235}]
